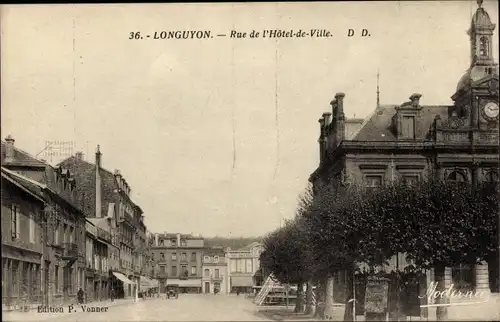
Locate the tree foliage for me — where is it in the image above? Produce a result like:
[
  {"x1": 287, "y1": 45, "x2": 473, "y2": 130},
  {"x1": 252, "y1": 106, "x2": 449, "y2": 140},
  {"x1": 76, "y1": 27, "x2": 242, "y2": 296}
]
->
[{"x1": 262, "y1": 177, "x2": 497, "y2": 281}]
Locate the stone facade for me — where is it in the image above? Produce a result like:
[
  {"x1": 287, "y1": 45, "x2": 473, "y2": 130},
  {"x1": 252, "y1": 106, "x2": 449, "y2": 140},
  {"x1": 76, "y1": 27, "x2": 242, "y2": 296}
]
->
[
  {"x1": 309, "y1": 1, "x2": 499, "y2": 316},
  {"x1": 1, "y1": 168, "x2": 45, "y2": 310},
  {"x1": 2, "y1": 136, "x2": 87, "y2": 307},
  {"x1": 226, "y1": 242, "x2": 264, "y2": 294},
  {"x1": 58, "y1": 146, "x2": 147, "y2": 299},
  {"x1": 202, "y1": 248, "x2": 228, "y2": 294},
  {"x1": 150, "y1": 233, "x2": 204, "y2": 293}
]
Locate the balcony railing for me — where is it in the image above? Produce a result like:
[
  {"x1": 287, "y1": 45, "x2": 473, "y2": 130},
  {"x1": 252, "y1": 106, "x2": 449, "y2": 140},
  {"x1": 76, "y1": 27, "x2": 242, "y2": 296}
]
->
[
  {"x1": 157, "y1": 272, "x2": 168, "y2": 279},
  {"x1": 96, "y1": 228, "x2": 111, "y2": 243},
  {"x1": 61, "y1": 243, "x2": 78, "y2": 260}
]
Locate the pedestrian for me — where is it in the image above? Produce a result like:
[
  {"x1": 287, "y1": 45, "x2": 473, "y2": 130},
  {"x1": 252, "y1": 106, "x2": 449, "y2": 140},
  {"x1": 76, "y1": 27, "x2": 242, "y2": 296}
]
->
[
  {"x1": 77, "y1": 288, "x2": 84, "y2": 304},
  {"x1": 110, "y1": 288, "x2": 115, "y2": 303}
]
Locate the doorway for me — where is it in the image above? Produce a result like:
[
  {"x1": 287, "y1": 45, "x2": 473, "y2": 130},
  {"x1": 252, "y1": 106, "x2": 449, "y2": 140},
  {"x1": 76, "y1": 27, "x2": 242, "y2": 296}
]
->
[{"x1": 204, "y1": 282, "x2": 210, "y2": 294}]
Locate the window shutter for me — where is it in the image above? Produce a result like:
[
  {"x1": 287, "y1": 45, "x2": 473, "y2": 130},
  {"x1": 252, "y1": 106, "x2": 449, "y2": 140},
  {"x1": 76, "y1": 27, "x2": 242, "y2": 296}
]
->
[{"x1": 16, "y1": 208, "x2": 21, "y2": 240}]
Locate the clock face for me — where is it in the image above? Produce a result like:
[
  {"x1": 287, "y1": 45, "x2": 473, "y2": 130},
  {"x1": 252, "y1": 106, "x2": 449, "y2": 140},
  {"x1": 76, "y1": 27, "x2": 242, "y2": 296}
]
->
[{"x1": 483, "y1": 102, "x2": 499, "y2": 119}]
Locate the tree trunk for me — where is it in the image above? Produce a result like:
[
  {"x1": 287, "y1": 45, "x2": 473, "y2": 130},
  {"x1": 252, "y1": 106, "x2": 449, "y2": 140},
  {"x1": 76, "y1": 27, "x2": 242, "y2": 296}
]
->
[
  {"x1": 314, "y1": 279, "x2": 326, "y2": 319},
  {"x1": 305, "y1": 280, "x2": 314, "y2": 315},
  {"x1": 294, "y1": 282, "x2": 304, "y2": 313},
  {"x1": 434, "y1": 264, "x2": 448, "y2": 321},
  {"x1": 324, "y1": 276, "x2": 335, "y2": 320},
  {"x1": 343, "y1": 267, "x2": 355, "y2": 321}
]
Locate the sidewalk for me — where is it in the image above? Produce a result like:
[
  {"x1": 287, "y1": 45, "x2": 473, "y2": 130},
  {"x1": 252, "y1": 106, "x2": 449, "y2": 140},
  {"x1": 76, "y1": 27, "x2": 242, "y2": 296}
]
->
[{"x1": 2, "y1": 298, "x2": 137, "y2": 321}]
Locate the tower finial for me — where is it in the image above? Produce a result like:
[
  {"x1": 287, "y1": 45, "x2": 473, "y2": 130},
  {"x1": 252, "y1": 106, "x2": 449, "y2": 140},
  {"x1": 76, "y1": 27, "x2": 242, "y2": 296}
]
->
[
  {"x1": 477, "y1": 0, "x2": 483, "y2": 8},
  {"x1": 376, "y1": 69, "x2": 380, "y2": 108}
]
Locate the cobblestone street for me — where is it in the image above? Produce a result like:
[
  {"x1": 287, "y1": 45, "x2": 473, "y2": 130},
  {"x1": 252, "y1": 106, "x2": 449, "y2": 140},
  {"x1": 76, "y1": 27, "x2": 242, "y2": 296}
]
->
[{"x1": 3, "y1": 295, "x2": 271, "y2": 322}]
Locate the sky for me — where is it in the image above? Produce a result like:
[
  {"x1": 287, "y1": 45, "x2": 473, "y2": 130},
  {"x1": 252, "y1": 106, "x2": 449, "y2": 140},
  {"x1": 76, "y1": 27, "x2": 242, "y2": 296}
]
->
[{"x1": 1, "y1": 1, "x2": 499, "y2": 237}]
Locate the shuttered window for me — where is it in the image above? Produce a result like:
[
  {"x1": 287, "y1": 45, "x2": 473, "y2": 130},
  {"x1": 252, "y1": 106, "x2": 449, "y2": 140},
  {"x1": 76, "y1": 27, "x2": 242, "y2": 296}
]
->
[{"x1": 11, "y1": 205, "x2": 20, "y2": 240}]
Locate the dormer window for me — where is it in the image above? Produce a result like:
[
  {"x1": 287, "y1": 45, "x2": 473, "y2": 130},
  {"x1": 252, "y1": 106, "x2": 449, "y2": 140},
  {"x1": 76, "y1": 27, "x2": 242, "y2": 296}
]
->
[{"x1": 401, "y1": 116, "x2": 416, "y2": 139}]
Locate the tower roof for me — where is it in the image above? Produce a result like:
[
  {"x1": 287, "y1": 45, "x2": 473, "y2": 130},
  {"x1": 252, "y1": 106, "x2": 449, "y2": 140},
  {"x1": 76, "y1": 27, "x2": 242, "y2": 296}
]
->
[{"x1": 470, "y1": 0, "x2": 495, "y2": 31}]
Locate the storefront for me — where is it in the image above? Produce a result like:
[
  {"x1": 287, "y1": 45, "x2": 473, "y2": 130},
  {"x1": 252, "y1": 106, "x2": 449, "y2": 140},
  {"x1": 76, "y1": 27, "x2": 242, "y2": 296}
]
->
[
  {"x1": 230, "y1": 276, "x2": 254, "y2": 294},
  {"x1": 167, "y1": 278, "x2": 202, "y2": 294},
  {"x1": 111, "y1": 271, "x2": 135, "y2": 298}
]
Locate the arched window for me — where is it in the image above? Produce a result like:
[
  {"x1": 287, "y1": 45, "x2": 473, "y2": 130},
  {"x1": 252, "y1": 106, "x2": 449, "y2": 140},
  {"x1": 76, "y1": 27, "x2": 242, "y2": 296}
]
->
[
  {"x1": 447, "y1": 171, "x2": 467, "y2": 182},
  {"x1": 204, "y1": 268, "x2": 210, "y2": 277},
  {"x1": 479, "y1": 36, "x2": 489, "y2": 57},
  {"x1": 485, "y1": 171, "x2": 499, "y2": 183}
]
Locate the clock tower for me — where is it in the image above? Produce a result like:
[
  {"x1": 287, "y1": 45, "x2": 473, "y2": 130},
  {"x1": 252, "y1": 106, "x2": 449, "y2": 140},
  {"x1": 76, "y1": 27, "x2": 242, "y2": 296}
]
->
[{"x1": 452, "y1": 0, "x2": 499, "y2": 131}]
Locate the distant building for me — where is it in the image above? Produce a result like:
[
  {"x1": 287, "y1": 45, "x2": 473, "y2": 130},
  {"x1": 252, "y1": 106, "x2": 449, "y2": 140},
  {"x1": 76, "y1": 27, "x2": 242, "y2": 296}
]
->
[
  {"x1": 150, "y1": 233, "x2": 204, "y2": 293},
  {"x1": 202, "y1": 247, "x2": 228, "y2": 294},
  {"x1": 226, "y1": 242, "x2": 264, "y2": 294}
]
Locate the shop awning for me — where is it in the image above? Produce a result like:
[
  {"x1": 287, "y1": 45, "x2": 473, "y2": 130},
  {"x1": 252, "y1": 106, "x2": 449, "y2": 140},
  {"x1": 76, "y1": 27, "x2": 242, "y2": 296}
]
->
[
  {"x1": 140, "y1": 276, "x2": 156, "y2": 290},
  {"x1": 166, "y1": 278, "x2": 201, "y2": 287},
  {"x1": 112, "y1": 271, "x2": 135, "y2": 285},
  {"x1": 231, "y1": 276, "x2": 253, "y2": 287}
]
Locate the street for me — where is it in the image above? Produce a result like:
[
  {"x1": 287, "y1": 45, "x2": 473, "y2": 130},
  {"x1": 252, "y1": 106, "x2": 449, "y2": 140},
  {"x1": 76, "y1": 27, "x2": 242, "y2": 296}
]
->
[{"x1": 3, "y1": 295, "x2": 271, "y2": 322}]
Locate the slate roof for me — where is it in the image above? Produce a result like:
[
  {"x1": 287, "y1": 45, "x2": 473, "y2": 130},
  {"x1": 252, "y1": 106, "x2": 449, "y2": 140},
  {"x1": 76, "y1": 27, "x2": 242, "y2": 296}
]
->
[
  {"x1": 1, "y1": 167, "x2": 46, "y2": 203},
  {"x1": 351, "y1": 104, "x2": 451, "y2": 142},
  {"x1": 1, "y1": 140, "x2": 47, "y2": 167}
]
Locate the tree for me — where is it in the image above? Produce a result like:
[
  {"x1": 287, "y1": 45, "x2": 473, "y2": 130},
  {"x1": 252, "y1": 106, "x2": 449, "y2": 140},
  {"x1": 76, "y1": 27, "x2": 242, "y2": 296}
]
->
[
  {"x1": 260, "y1": 217, "x2": 311, "y2": 312},
  {"x1": 366, "y1": 178, "x2": 497, "y2": 320}
]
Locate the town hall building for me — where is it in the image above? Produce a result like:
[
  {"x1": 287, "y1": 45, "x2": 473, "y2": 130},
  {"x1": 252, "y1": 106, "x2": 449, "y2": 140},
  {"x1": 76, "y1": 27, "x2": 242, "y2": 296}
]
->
[{"x1": 309, "y1": 0, "x2": 499, "y2": 307}]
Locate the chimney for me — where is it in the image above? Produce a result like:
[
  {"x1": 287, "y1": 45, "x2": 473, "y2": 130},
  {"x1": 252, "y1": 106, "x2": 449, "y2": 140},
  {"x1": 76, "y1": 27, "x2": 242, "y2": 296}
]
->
[
  {"x1": 322, "y1": 112, "x2": 332, "y2": 127},
  {"x1": 75, "y1": 151, "x2": 84, "y2": 161},
  {"x1": 177, "y1": 233, "x2": 181, "y2": 247},
  {"x1": 335, "y1": 93, "x2": 345, "y2": 115},
  {"x1": 335, "y1": 93, "x2": 346, "y2": 144},
  {"x1": 4, "y1": 135, "x2": 15, "y2": 163},
  {"x1": 318, "y1": 117, "x2": 326, "y2": 163},
  {"x1": 409, "y1": 93, "x2": 422, "y2": 107},
  {"x1": 95, "y1": 145, "x2": 102, "y2": 218},
  {"x1": 155, "y1": 233, "x2": 159, "y2": 246}
]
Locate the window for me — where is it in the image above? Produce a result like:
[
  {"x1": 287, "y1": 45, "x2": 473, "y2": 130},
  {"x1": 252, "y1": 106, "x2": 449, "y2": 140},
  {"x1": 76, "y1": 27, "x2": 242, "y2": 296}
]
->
[
  {"x1": 181, "y1": 265, "x2": 188, "y2": 277},
  {"x1": 452, "y1": 264, "x2": 475, "y2": 291},
  {"x1": 213, "y1": 256, "x2": 219, "y2": 263},
  {"x1": 55, "y1": 265, "x2": 59, "y2": 293},
  {"x1": 171, "y1": 265, "x2": 177, "y2": 276},
  {"x1": 63, "y1": 224, "x2": 68, "y2": 243},
  {"x1": 191, "y1": 252, "x2": 196, "y2": 261},
  {"x1": 402, "y1": 175, "x2": 419, "y2": 186},
  {"x1": 54, "y1": 220, "x2": 60, "y2": 245},
  {"x1": 214, "y1": 269, "x2": 219, "y2": 279},
  {"x1": 204, "y1": 256, "x2": 210, "y2": 262},
  {"x1": 448, "y1": 171, "x2": 467, "y2": 183},
  {"x1": 191, "y1": 266, "x2": 197, "y2": 275},
  {"x1": 365, "y1": 175, "x2": 383, "y2": 188},
  {"x1": 69, "y1": 226, "x2": 74, "y2": 243},
  {"x1": 181, "y1": 240, "x2": 187, "y2": 247},
  {"x1": 479, "y1": 36, "x2": 489, "y2": 57},
  {"x1": 11, "y1": 205, "x2": 20, "y2": 240},
  {"x1": 485, "y1": 171, "x2": 498, "y2": 183},
  {"x1": 402, "y1": 116, "x2": 415, "y2": 139},
  {"x1": 160, "y1": 252, "x2": 165, "y2": 260},
  {"x1": 29, "y1": 213, "x2": 35, "y2": 243},
  {"x1": 172, "y1": 253, "x2": 177, "y2": 260},
  {"x1": 181, "y1": 253, "x2": 187, "y2": 261},
  {"x1": 151, "y1": 253, "x2": 155, "y2": 260},
  {"x1": 159, "y1": 265, "x2": 166, "y2": 274},
  {"x1": 204, "y1": 268, "x2": 210, "y2": 277},
  {"x1": 171, "y1": 239, "x2": 176, "y2": 246}
]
